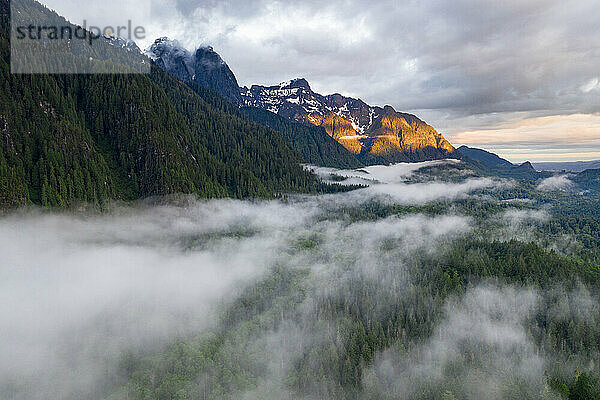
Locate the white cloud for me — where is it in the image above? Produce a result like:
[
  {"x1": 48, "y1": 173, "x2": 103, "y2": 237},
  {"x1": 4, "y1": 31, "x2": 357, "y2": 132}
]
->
[
  {"x1": 0, "y1": 200, "x2": 311, "y2": 399},
  {"x1": 536, "y1": 175, "x2": 575, "y2": 191},
  {"x1": 308, "y1": 160, "x2": 453, "y2": 186},
  {"x1": 308, "y1": 161, "x2": 511, "y2": 206},
  {"x1": 580, "y1": 77, "x2": 599, "y2": 93}
]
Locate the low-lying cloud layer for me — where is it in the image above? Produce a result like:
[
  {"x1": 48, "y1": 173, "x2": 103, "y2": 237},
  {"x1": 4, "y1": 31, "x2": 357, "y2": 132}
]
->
[
  {"x1": 0, "y1": 202, "x2": 300, "y2": 399},
  {"x1": 364, "y1": 286, "x2": 547, "y2": 399},
  {"x1": 0, "y1": 161, "x2": 594, "y2": 399},
  {"x1": 309, "y1": 160, "x2": 511, "y2": 205}
]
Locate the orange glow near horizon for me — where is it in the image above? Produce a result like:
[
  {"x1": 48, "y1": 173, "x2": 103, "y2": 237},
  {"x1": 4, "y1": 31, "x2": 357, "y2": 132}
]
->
[{"x1": 448, "y1": 113, "x2": 600, "y2": 163}]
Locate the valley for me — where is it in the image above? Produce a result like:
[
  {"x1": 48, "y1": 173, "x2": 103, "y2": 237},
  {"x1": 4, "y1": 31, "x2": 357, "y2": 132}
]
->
[
  {"x1": 1, "y1": 160, "x2": 600, "y2": 400},
  {"x1": 1, "y1": 1, "x2": 600, "y2": 399}
]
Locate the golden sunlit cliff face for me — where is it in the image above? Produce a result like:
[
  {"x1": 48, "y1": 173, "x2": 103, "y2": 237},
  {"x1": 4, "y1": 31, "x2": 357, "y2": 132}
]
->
[
  {"x1": 302, "y1": 114, "x2": 356, "y2": 140},
  {"x1": 368, "y1": 106, "x2": 455, "y2": 154},
  {"x1": 303, "y1": 106, "x2": 454, "y2": 160},
  {"x1": 242, "y1": 78, "x2": 455, "y2": 163},
  {"x1": 302, "y1": 113, "x2": 364, "y2": 154}
]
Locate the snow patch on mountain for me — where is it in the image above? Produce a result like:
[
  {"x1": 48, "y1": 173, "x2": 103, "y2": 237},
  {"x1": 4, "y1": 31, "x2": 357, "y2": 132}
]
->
[
  {"x1": 241, "y1": 77, "x2": 384, "y2": 133},
  {"x1": 104, "y1": 35, "x2": 142, "y2": 53}
]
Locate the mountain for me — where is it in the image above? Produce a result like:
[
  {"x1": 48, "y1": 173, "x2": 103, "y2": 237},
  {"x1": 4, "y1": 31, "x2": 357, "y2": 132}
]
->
[
  {"x1": 455, "y1": 145, "x2": 513, "y2": 168},
  {"x1": 454, "y1": 146, "x2": 547, "y2": 180},
  {"x1": 0, "y1": 0, "x2": 341, "y2": 208},
  {"x1": 240, "y1": 107, "x2": 363, "y2": 169},
  {"x1": 146, "y1": 37, "x2": 243, "y2": 105},
  {"x1": 516, "y1": 161, "x2": 536, "y2": 171},
  {"x1": 147, "y1": 39, "x2": 364, "y2": 168},
  {"x1": 241, "y1": 79, "x2": 455, "y2": 164},
  {"x1": 148, "y1": 39, "x2": 454, "y2": 165},
  {"x1": 8, "y1": 0, "x2": 148, "y2": 74},
  {"x1": 533, "y1": 160, "x2": 600, "y2": 173}
]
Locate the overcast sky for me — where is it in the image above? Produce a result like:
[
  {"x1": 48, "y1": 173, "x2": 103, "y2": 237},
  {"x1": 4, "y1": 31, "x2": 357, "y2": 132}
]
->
[{"x1": 40, "y1": 0, "x2": 600, "y2": 162}]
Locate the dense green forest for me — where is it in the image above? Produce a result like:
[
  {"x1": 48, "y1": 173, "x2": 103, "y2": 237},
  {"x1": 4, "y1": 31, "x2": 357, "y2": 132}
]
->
[
  {"x1": 3, "y1": 176, "x2": 599, "y2": 400},
  {"x1": 86, "y1": 164, "x2": 598, "y2": 400},
  {"x1": 240, "y1": 106, "x2": 364, "y2": 169},
  {"x1": 0, "y1": 0, "x2": 350, "y2": 208}
]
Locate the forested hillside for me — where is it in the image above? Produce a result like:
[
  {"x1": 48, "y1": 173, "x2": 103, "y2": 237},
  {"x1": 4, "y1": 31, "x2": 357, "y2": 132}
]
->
[
  {"x1": 94, "y1": 162, "x2": 600, "y2": 400},
  {"x1": 241, "y1": 107, "x2": 363, "y2": 169},
  {"x1": 147, "y1": 44, "x2": 365, "y2": 169},
  {"x1": 0, "y1": 0, "x2": 335, "y2": 208}
]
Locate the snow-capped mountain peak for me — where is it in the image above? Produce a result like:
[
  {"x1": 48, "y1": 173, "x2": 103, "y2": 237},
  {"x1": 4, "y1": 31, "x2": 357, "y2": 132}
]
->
[
  {"x1": 242, "y1": 78, "x2": 374, "y2": 130},
  {"x1": 279, "y1": 78, "x2": 311, "y2": 90},
  {"x1": 242, "y1": 77, "x2": 454, "y2": 161}
]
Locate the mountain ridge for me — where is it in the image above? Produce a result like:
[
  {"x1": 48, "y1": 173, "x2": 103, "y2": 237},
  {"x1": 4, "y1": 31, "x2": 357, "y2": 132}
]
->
[
  {"x1": 149, "y1": 40, "x2": 455, "y2": 165},
  {"x1": 0, "y1": 1, "x2": 343, "y2": 208},
  {"x1": 146, "y1": 37, "x2": 243, "y2": 105},
  {"x1": 455, "y1": 145, "x2": 514, "y2": 168},
  {"x1": 241, "y1": 78, "x2": 455, "y2": 164}
]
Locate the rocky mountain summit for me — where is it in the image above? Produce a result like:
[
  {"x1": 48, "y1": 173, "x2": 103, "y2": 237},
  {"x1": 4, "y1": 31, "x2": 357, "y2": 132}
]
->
[
  {"x1": 148, "y1": 39, "x2": 454, "y2": 164},
  {"x1": 146, "y1": 38, "x2": 242, "y2": 105},
  {"x1": 241, "y1": 78, "x2": 454, "y2": 163}
]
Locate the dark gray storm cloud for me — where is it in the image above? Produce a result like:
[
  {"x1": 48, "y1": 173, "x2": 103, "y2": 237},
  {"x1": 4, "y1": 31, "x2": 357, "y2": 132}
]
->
[{"x1": 152, "y1": 0, "x2": 600, "y2": 117}]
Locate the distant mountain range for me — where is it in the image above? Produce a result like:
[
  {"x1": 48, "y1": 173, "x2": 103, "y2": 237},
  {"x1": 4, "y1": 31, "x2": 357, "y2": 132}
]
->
[
  {"x1": 147, "y1": 39, "x2": 454, "y2": 165},
  {"x1": 533, "y1": 160, "x2": 600, "y2": 172},
  {"x1": 454, "y1": 146, "x2": 552, "y2": 180}
]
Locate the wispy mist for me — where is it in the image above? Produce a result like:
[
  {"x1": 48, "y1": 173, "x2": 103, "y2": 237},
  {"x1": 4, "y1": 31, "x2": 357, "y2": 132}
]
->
[
  {"x1": 537, "y1": 175, "x2": 576, "y2": 192},
  {"x1": 0, "y1": 161, "x2": 595, "y2": 399},
  {"x1": 363, "y1": 285, "x2": 548, "y2": 400}
]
